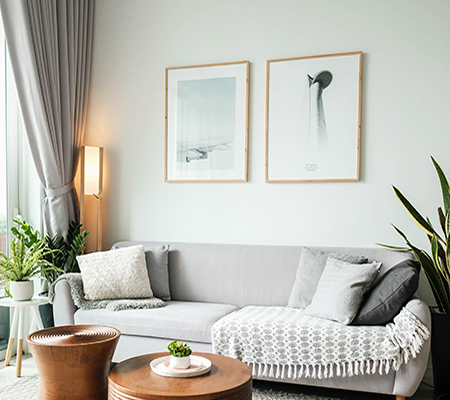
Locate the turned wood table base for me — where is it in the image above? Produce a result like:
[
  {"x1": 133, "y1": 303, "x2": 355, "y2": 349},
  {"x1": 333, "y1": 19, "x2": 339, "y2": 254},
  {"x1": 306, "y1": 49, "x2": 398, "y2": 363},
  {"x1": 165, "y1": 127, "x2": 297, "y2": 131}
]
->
[
  {"x1": 108, "y1": 352, "x2": 252, "y2": 400},
  {"x1": 27, "y1": 325, "x2": 120, "y2": 400}
]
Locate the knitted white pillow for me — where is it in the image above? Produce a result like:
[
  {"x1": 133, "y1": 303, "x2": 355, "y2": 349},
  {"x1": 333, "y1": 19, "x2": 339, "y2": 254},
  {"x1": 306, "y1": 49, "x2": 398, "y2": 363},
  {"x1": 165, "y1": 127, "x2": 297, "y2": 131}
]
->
[{"x1": 78, "y1": 245, "x2": 153, "y2": 301}]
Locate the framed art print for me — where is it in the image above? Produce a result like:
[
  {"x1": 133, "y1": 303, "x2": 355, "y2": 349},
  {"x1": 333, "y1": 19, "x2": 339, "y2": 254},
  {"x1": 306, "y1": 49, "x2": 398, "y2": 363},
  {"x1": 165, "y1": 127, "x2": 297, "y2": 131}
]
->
[
  {"x1": 165, "y1": 61, "x2": 249, "y2": 182},
  {"x1": 265, "y1": 52, "x2": 362, "y2": 182}
]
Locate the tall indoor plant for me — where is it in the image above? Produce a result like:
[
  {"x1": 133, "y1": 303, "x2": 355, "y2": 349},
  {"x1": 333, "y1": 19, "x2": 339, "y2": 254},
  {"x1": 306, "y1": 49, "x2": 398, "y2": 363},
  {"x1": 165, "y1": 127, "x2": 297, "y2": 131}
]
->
[{"x1": 379, "y1": 156, "x2": 450, "y2": 397}]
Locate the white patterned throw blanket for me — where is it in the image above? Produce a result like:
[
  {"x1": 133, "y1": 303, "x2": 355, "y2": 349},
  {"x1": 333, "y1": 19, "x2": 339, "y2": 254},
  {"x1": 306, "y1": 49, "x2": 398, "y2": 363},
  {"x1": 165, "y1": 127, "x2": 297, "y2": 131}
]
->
[{"x1": 212, "y1": 306, "x2": 429, "y2": 380}]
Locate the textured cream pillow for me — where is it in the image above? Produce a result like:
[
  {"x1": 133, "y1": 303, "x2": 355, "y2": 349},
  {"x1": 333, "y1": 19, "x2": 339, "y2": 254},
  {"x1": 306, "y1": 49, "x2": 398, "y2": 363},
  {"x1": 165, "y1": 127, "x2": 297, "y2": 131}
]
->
[
  {"x1": 302, "y1": 257, "x2": 381, "y2": 324},
  {"x1": 288, "y1": 247, "x2": 369, "y2": 309},
  {"x1": 78, "y1": 245, "x2": 153, "y2": 301}
]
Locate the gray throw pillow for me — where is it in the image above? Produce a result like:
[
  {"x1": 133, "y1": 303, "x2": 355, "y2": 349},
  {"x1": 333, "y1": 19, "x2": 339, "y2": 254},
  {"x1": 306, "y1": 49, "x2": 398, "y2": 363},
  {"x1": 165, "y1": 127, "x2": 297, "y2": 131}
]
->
[
  {"x1": 287, "y1": 247, "x2": 369, "y2": 309},
  {"x1": 352, "y1": 259, "x2": 420, "y2": 325},
  {"x1": 302, "y1": 257, "x2": 382, "y2": 324},
  {"x1": 145, "y1": 244, "x2": 171, "y2": 301}
]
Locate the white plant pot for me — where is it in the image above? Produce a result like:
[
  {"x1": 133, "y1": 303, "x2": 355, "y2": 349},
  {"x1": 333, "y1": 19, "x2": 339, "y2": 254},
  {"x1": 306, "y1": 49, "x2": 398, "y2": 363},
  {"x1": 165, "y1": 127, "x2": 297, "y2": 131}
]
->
[
  {"x1": 169, "y1": 355, "x2": 191, "y2": 369},
  {"x1": 10, "y1": 280, "x2": 34, "y2": 301}
]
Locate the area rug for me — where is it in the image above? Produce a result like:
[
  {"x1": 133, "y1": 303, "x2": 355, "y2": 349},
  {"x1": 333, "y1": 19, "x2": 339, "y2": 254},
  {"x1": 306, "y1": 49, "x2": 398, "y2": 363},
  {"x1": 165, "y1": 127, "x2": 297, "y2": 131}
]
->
[{"x1": 0, "y1": 374, "x2": 339, "y2": 400}]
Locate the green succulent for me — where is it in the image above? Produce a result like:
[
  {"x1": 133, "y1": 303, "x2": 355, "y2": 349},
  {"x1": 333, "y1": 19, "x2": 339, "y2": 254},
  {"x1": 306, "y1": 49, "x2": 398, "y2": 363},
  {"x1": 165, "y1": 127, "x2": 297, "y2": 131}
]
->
[
  {"x1": 167, "y1": 340, "x2": 191, "y2": 357},
  {"x1": 378, "y1": 156, "x2": 450, "y2": 314}
]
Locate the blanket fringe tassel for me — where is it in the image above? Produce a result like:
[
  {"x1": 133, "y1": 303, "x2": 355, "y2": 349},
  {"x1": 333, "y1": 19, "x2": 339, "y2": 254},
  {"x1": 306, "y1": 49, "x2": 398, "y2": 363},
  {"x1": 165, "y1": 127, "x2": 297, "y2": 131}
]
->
[{"x1": 250, "y1": 358, "x2": 402, "y2": 380}]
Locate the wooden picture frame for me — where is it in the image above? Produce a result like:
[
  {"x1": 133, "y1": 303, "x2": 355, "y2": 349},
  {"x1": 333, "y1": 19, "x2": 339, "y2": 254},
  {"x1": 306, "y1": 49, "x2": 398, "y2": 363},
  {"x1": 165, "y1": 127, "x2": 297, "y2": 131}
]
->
[
  {"x1": 165, "y1": 61, "x2": 250, "y2": 182},
  {"x1": 265, "y1": 52, "x2": 362, "y2": 183}
]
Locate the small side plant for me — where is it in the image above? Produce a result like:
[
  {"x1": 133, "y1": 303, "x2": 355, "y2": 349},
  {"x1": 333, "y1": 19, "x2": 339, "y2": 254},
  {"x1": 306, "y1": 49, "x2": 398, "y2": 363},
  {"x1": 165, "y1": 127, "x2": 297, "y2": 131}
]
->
[
  {"x1": 0, "y1": 219, "x2": 62, "y2": 297},
  {"x1": 13, "y1": 219, "x2": 89, "y2": 285},
  {"x1": 168, "y1": 340, "x2": 191, "y2": 357}
]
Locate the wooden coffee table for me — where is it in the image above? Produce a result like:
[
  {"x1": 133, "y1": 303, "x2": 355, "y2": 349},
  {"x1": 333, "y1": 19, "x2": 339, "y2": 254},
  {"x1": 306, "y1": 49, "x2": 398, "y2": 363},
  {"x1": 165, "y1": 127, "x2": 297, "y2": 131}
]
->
[{"x1": 108, "y1": 352, "x2": 252, "y2": 400}]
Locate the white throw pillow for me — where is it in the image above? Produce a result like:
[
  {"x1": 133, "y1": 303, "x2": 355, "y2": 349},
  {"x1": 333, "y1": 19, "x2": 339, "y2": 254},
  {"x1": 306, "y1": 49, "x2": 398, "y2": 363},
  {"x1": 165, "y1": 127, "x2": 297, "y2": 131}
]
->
[
  {"x1": 302, "y1": 257, "x2": 381, "y2": 324},
  {"x1": 78, "y1": 245, "x2": 153, "y2": 301},
  {"x1": 288, "y1": 247, "x2": 369, "y2": 309}
]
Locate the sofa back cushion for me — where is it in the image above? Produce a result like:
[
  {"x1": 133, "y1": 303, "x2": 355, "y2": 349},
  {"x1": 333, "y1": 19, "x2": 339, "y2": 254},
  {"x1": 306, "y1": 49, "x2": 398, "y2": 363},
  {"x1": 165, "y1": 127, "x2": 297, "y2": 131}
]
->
[{"x1": 112, "y1": 241, "x2": 415, "y2": 308}]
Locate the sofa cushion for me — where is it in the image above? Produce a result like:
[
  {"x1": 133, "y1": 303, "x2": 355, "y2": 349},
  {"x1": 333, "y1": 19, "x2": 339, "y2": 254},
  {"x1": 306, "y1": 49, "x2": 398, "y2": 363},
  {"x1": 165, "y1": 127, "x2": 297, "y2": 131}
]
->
[
  {"x1": 78, "y1": 245, "x2": 153, "y2": 301},
  {"x1": 74, "y1": 300, "x2": 239, "y2": 344},
  {"x1": 145, "y1": 244, "x2": 171, "y2": 301},
  {"x1": 302, "y1": 257, "x2": 381, "y2": 324},
  {"x1": 288, "y1": 247, "x2": 369, "y2": 309},
  {"x1": 352, "y1": 259, "x2": 420, "y2": 325}
]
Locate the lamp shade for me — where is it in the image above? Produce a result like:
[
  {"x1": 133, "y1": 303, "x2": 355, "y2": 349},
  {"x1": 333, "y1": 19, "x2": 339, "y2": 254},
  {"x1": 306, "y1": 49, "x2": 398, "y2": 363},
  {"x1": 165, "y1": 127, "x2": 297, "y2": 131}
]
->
[{"x1": 84, "y1": 146, "x2": 101, "y2": 195}]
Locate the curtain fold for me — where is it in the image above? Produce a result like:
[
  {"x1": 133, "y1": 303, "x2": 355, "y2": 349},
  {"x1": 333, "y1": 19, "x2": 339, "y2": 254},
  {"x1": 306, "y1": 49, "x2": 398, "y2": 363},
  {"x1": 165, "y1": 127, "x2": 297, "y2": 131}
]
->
[{"x1": 0, "y1": 0, "x2": 94, "y2": 237}]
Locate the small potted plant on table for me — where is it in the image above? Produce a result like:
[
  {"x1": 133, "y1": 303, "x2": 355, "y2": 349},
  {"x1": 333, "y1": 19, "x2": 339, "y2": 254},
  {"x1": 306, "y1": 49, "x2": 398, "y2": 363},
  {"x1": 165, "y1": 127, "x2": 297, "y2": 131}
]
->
[{"x1": 168, "y1": 340, "x2": 192, "y2": 369}]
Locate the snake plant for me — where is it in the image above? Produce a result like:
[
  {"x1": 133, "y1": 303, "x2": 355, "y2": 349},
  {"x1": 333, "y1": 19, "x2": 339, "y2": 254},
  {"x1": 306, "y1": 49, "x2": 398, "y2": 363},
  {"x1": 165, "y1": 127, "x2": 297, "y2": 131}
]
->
[{"x1": 378, "y1": 156, "x2": 450, "y2": 314}]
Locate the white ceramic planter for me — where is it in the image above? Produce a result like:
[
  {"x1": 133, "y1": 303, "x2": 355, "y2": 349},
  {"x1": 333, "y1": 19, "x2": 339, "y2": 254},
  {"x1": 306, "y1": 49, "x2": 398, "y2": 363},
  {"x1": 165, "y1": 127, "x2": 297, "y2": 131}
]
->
[
  {"x1": 169, "y1": 355, "x2": 191, "y2": 369},
  {"x1": 10, "y1": 280, "x2": 34, "y2": 301}
]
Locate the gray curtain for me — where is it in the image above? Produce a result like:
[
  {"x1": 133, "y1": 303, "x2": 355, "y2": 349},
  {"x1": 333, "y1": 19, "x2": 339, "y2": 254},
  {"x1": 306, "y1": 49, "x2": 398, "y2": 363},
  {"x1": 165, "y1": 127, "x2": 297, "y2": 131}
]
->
[{"x1": 0, "y1": 0, "x2": 94, "y2": 238}]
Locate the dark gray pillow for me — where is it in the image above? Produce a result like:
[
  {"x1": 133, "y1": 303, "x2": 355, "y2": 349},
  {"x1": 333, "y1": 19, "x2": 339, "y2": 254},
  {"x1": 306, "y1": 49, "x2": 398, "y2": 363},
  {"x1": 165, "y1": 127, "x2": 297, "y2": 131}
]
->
[
  {"x1": 144, "y1": 245, "x2": 171, "y2": 301},
  {"x1": 351, "y1": 259, "x2": 420, "y2": 325}
]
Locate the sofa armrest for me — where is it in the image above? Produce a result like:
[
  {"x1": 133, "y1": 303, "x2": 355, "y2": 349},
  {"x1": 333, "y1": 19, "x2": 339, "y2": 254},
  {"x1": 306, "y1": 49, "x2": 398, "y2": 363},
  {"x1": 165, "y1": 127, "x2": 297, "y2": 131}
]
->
[
  {"x1": 393, "y1": 298, "x2": 432, "y2": 397},
  {"x1": 52, "y1": 278, "x2": 77, "y2": 326}
]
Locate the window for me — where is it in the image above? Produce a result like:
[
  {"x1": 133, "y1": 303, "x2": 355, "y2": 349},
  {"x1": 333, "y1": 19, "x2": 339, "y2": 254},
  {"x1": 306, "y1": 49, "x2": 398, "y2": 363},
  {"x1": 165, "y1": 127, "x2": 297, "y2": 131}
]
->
[
  {"x1": 0, "y1": 18, "x2": 5, "y2": 257},
  {"x1": 0, "y1": 11, "x2": 42, "y2": 359},
  {"x1": 0, "y1": 15, "x2": 8, "y2": 356}
]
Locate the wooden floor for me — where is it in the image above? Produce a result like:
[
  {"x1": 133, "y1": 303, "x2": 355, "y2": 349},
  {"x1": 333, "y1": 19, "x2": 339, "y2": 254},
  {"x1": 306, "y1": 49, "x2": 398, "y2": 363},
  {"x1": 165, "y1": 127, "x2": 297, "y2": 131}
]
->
[{"x1": 0, "y1": 354, "x2": 435, "y2": 399}]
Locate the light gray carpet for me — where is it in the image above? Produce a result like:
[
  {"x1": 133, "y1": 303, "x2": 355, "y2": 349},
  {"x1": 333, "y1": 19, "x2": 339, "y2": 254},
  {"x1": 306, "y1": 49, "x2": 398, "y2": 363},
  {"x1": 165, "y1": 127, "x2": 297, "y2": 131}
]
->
[
  {"x1": 0, "y1": 375, "x2": 39, "y2": 400},
  {"x1": 0, "y1": 374, "x2": 339, "y2": 400}
]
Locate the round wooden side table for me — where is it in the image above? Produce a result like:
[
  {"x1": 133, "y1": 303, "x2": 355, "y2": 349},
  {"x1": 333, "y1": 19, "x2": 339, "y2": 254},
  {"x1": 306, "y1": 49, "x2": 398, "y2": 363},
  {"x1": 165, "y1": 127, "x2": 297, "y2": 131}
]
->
[
  {"x1": 108, "y1": 352, "x2": 252, "y2": 400},
  {"x1": 27, "y1": 324, "x2": 120, "y2": 400}
]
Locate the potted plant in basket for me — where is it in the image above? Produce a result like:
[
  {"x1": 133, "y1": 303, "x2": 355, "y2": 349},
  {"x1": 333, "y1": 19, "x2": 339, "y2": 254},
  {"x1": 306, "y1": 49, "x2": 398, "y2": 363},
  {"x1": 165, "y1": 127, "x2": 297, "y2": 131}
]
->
[
  {"x1": 378, "y1": 156, "x2": 450, "y2": 398},
  {"x1": 0, "y1": 219, "x2": 62, "y2": 301},
  {"x1": 168, "y1": 340, "x2": 192, "y2": 369}
]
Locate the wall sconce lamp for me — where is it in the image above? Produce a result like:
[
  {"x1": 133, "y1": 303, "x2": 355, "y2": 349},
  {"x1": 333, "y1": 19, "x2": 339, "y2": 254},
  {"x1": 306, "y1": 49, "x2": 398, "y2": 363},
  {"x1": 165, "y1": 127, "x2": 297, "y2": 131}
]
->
[{"x1": 80, "y1": 145, "x2": 103, "y2": 251}]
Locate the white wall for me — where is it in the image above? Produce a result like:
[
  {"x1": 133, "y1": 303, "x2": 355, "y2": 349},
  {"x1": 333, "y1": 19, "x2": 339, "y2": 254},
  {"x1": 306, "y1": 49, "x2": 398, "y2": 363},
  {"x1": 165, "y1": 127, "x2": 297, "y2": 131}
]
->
[{"x1": 84, "y1": 0, "x2": 450, "y2": 304}]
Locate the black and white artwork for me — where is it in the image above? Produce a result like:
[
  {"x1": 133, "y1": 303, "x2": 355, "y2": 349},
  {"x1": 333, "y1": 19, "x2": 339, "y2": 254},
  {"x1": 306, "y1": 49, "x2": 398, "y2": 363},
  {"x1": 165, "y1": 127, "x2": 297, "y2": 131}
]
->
[
  {"x1": 266, "y1": 52, "x2": 362, "y2": 182},
  {"x1": 166, "y1": 62, "x2": 249, "y2": 182}
]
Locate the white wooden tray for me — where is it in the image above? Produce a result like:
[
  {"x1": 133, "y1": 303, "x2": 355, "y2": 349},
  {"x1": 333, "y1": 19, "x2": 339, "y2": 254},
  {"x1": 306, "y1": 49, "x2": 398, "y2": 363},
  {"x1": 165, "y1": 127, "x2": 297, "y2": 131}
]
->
[{"x1": 150, "y1": 355, "x2": 212, "y2": 378}]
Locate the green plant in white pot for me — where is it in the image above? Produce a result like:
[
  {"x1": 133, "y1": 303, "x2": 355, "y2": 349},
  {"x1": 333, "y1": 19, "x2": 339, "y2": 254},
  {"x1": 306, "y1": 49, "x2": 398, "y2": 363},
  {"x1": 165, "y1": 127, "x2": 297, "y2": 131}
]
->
[
  {"x1": 167, "y1": 340, "x2": 192, "y2": 369},
  {"x1": 0, "y1": 220, "x2": 61, "y2": 301}
]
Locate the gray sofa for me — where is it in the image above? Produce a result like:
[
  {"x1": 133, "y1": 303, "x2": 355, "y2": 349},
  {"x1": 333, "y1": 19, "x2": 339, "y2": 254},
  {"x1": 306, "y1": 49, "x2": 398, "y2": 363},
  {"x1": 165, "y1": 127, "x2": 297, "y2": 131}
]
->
[{"x1": 52, "y1": 241, "x2": 431, "y2": 400}]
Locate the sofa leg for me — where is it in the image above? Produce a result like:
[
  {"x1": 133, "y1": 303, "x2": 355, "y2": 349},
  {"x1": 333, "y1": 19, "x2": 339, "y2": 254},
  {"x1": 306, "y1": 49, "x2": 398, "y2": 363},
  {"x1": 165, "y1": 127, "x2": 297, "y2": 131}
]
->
[{"x1": 396, "y1": 396, "x2": 406, "y2": 400}]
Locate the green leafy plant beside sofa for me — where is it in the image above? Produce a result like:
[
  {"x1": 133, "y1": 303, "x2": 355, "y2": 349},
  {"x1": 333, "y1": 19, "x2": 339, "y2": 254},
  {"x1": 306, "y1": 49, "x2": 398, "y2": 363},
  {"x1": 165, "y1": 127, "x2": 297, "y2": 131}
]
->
[
  {"x1": 379, "y1": 156, "x2": 450, "y2": 314},
  {"x1": 0, "y1": 219, "x2": 62, "y2": 297},
  {"x1": 42, "y1": 221, "x2": 90, "y2": 284}
]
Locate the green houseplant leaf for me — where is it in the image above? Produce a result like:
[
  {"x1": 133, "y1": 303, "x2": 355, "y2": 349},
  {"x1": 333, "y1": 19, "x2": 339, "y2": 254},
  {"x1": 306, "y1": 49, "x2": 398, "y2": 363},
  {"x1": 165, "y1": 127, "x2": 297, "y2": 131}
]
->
[
  {"x1": 432, "y1": 155, "x2": 450, "y2": 216},
  {"x1": 383, "y1": 157, "x2": 450, "y2": 314}
]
